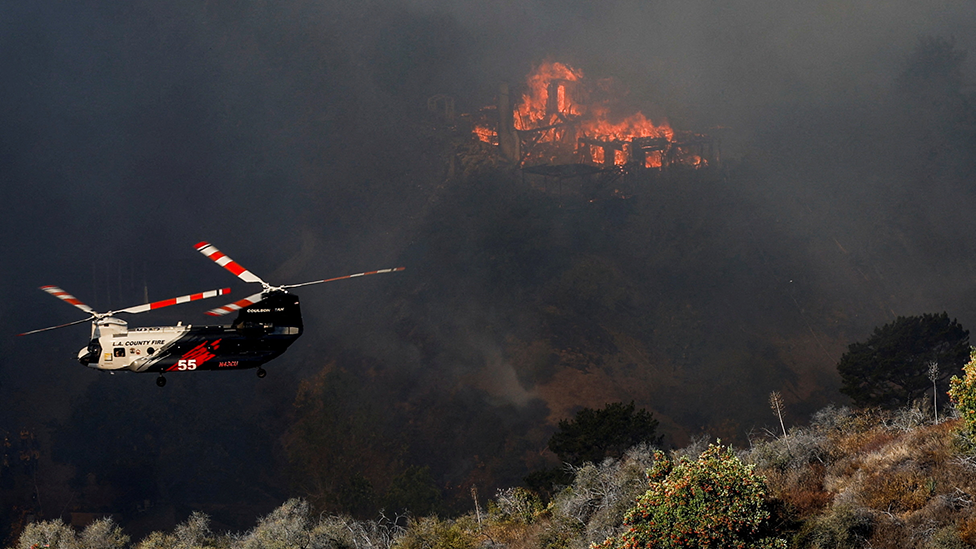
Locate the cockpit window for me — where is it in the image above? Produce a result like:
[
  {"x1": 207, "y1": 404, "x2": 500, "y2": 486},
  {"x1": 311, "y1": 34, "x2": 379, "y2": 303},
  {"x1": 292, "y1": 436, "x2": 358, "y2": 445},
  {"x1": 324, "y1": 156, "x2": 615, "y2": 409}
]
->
[{"x1": 114, "y1": 348, "x2": 126, "y2": 357}]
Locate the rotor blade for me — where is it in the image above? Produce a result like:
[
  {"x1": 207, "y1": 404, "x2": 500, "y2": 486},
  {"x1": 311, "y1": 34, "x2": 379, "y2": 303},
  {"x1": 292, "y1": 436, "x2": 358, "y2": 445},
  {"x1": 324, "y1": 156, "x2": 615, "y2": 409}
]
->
[
  {"x1": 114, "y1": 287, "x2": 232, "y2": 315},
  {"x1": 18, "y1": 316, "x2": 93, "y2": 336},
  {"x1": 204, "y1": 291, "x2": 266, "y2": 316},
  {"x1": 281, "y1": 267, "x2": 406, "y2": 289},
  {"x1": 194, "y1": 242, "x2": 264, "y2": 284},
  {"x1": 39, "y1": 286, "x2": 95, "y2": 314}
]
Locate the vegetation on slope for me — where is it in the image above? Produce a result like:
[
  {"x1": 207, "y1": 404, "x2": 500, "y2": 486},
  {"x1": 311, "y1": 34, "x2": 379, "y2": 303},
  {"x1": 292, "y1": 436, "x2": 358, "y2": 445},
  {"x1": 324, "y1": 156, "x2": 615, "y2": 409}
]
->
[{"x1": 15, "y1": 402, "x2": 976, "y2": 549}]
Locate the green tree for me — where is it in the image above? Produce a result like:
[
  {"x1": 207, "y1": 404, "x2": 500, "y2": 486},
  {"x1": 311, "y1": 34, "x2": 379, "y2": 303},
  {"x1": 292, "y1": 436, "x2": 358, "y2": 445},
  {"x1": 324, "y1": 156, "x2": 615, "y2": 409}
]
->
[
  {"x1": 383, "y1": 465, "x2": 443, "y2": 517},
  {"x1": 283, "y1": 365, "x2": 408, "y2": 516},
  {"x1": 548, "y1": 402, "x2": 662, "y2": 466},
  {"x1": 527, "y1": 402, "x2": 661, "y2": 498},
  {"x1": 596, "y1": 444, "x2": 786, "y2": 549},
  {"x1": 837, "y1": 313, "x2": 969, "y2": 408}
]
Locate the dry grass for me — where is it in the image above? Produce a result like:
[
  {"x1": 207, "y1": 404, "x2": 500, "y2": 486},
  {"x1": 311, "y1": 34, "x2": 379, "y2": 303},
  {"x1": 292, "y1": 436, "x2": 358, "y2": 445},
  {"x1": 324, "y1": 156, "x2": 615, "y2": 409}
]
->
[{"x1": 750, "y1": 410, "x2": 976, "y2": 548}]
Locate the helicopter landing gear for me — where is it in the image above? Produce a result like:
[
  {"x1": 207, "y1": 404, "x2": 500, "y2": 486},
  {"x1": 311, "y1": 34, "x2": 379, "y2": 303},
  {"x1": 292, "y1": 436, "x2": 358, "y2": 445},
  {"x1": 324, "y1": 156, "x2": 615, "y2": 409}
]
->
[
  {"x1": 156, "y1": 376, "x2": 166, "y2": 387},
  {"x1": 256, "y1": 368, "x2": 267, "y2": 379}
]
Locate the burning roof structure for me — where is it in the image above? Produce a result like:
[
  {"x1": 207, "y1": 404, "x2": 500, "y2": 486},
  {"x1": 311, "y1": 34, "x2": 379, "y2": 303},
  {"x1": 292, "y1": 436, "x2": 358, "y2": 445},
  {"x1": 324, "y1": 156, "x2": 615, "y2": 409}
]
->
[{"x1": 470, "y1": 61, "x2": 720, "y2": 173}]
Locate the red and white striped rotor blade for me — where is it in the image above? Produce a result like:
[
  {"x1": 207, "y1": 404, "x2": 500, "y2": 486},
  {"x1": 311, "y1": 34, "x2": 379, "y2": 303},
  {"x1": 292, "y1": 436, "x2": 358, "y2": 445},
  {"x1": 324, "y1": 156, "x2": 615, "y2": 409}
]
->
[
  {"x1": 283, "y1": 267, "x2": 406, "y2": 289},
  {"x1": 194, "y1": 242, "x2": 264, "y2": 285},
  {"x1": 40, "y1": 286, "x2": 95, "y2": 314},
  {"x1": 115, "y1": 287, "x2": 232, "y2": 315},
  {"x1": 204, "y1": 291, "x2": 266, "y2": 316}
]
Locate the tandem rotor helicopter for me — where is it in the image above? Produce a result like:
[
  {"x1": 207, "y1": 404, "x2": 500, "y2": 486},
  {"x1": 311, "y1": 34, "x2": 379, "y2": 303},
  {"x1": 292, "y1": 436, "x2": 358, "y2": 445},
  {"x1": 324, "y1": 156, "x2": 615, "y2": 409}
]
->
[{"x1": 20, "y1": 242, "x2": 404, "y2": 387}]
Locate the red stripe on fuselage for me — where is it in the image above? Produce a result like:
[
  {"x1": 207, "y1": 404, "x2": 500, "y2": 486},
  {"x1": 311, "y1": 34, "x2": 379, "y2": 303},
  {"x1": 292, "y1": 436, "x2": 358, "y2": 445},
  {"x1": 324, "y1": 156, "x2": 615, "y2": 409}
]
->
[{"x1": 164, "y1": 339, "x2": 221, "y2": 371}]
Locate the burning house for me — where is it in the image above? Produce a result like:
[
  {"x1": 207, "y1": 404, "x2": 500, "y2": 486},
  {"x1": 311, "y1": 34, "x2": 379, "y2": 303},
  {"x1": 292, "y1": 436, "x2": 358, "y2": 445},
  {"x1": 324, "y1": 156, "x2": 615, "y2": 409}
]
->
[{"x1": 467, "y1": 61, "x2": 720, "y2": 186}]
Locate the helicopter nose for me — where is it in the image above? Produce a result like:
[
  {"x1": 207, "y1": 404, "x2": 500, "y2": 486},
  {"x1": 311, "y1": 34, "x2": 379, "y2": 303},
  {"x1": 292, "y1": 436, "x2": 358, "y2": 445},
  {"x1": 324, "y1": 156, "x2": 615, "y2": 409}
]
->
[
  {"x1": 78, "y1": 339, "x2": 101, "y2": 366},
  {"x1": 77, "y1": 347, "x2": 92, "y2": 366}
]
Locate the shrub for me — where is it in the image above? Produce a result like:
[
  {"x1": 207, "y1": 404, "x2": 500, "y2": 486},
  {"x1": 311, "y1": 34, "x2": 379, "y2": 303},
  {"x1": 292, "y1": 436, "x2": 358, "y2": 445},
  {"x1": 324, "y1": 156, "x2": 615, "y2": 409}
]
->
[
  {"x1": 490, "y1": 487, "x2": 545, "y2": 525},
  {"x1": 241, "y1": 499, "x2": 310, "y2": 549},
  {"x1": 79, "y1": 519, "x2": 130, "y2": 549},
  {"x1": 596, "y1": 443, "x2": 786, "y2": 549},
  {"x1": 14, "y1": 519, "x2": 79, "y2": 549},
  {"x1": 745, "y1": 429, "x2": 829, "y2": 473},
  {"x1": 393, "y1": 516, "x2": 478, "y2": 549},
  {"x1": 949, "y1": 348, "x2": 976, "y2": 434},
  {"x1": 927, "y1": 525, "x2": 967, "y2": 549},
  {"x1": 308, "y1": 514, "x2": 404, "y2": 549},
  {"x1": 11, "y1": 517, "x2": 130, "y2": 549},
  {"x1": 538, "y1": 516, "x2": 584, "y2": 549},
  {"x1": 134, "y1": 511, "x2": 219, "y2": 549},
  {"x1": 542, "y1": 443, "x2": 657, "y2": 549},
  {"x1": 793, "y1": 503, "x2": 873, "y2": 549}
]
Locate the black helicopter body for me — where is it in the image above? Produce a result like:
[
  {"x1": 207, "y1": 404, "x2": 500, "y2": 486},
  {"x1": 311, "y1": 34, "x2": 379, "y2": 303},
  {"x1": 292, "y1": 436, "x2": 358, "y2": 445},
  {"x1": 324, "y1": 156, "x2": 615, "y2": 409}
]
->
[{"x1": 76, "y1": 292, "x2": 303, "y2": 382}]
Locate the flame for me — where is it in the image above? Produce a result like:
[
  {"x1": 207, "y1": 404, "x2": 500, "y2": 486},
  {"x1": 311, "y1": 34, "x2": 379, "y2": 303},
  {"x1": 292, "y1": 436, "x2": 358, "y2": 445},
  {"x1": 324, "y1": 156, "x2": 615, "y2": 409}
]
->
[
  {"x1": 614, "y1": 149, "x2": 626, "y2": 165},
  {"x1": 515, "y1": 62, "x2": 583, "y2": 130},
  {"x1": 513, "y1": 62, "x2": 674, "y2": 165},
  {"x1": 474, "y1": 124, "x2": 497, "y2": 145},
  {"x1": 580, "y1": 107, "x2": 673, "y2": 142},
  {"x1": 474, "y1": 61, "x2": 709, "y2": 169},
  {"x1": 591, "y1": 145, "x2": 604, "y2": 165}
]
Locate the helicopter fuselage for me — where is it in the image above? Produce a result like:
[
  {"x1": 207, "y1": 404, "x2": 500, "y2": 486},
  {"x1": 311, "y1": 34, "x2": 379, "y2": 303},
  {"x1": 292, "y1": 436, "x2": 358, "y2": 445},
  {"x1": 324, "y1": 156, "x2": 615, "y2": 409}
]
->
[{"x1": 79, "y1": 292, "x2": 303, "y2": 374}]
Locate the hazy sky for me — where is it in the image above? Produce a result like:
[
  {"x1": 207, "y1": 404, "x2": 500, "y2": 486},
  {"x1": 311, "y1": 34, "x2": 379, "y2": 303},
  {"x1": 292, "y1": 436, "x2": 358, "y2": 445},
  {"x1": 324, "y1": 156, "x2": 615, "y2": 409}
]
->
[
  {"x1": 3, "y1": 0, "x2": 975, "y2": 422},
  {"x1": 3, "y1": 0, "x2": 976, "y2": 524}
]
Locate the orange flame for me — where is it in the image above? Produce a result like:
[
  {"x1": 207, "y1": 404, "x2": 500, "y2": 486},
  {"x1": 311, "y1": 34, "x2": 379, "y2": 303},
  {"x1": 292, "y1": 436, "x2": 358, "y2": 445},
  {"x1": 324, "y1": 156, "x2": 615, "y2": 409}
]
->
[
  {"x1": 580, "y1": 107, "x2": 673, "y2": 142},
  {"x1": 474, "y1": 61, "x2": 707, "y2": 168},
  {"x1": 473, "y1": 124, "x2": 497, "y2": 145},
  {"x1": 515, "y1": 62, "x2": 674, "y2": 165},
  {"x1": 515, "y1": 61, "x2": 583, "y2": 130}
]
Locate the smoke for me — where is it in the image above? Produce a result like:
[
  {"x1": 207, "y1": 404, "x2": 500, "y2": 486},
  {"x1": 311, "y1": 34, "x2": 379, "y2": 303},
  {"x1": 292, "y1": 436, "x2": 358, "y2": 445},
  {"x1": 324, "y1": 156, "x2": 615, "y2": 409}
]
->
[{"x1": 3, "y1": 0, "x2": 976, "y2": 525}]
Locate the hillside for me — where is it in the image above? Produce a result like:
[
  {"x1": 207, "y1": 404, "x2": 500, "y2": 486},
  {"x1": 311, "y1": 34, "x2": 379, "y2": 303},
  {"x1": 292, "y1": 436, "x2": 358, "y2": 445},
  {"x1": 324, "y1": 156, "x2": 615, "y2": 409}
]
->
[{"x1": 13, "y1": 405, "x2": 976, "y2": 548}]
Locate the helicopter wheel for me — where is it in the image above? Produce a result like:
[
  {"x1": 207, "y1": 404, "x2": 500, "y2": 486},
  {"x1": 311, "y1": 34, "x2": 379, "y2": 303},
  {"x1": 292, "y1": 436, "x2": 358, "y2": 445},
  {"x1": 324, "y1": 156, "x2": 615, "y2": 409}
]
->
[
  {"x1": 256, "y1": 368, "x2": 267, "y2": 379},
  {"x1": 156, "y1": 376, "x2": 166, "y2": 387}
]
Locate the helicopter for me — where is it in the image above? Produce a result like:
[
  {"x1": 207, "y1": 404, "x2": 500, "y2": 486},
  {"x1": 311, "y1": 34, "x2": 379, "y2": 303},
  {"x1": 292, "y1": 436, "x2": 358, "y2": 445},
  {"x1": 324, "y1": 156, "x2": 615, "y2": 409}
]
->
[
  {"x1": 21, "y1": 242, "x2": 405, "y2": 387},
  {"x1": 19, "y1": 285, "x2": 232, "y2": 386}
]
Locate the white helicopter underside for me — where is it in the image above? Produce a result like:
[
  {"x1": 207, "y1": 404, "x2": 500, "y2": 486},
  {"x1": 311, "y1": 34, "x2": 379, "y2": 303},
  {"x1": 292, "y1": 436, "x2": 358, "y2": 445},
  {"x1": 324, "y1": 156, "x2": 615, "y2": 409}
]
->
[{"x1": 81, "y1": 319, "x2": 191, "y2": 372}]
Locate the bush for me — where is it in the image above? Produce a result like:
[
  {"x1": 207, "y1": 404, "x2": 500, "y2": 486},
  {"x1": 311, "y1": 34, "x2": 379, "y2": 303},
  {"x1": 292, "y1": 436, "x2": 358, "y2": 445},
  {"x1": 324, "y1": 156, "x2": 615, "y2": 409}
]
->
[
  {"x1": 490, "y1": 487, "x2": 544, "y2": 525},
  {"x1": 793, "y1": 503, "x2": 873, "y2": 549},
  {"x1": 745, "y1": 429, "x2": 830, "y2": 472},
  {"x1": 596, "y1": 443, "x2": 786, "y2": 549},
  {"x1": 949, "y1": 348, "x2": 976, "y2": 434},
  {"x1": 309, "y1": 514, "x2": 404, "y2": 549},
  {"x1": 134, "y1": 512, "x2": 218, "y2": 549},
  {"x1": 14, "y1": 519, "x2": 79, "y2": 549},
  {"x1": 241, "y1": 499, "x2": 310, "y2": 549},
  {"x1": 393, "y1": 516, "x2": 478, "y2": 549},
  {"x1": 13, "y1": 518, "x2": 129, "y2": 549},
  {"x1": 78, "y1": 519, "x2": 130, "y2": 549},
  {"x1": 536, "y1": 443, "x2": 657, "y2": 549},
  {"x1": 926, "y1": 525, "x2": 968, "y2": 549}
]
